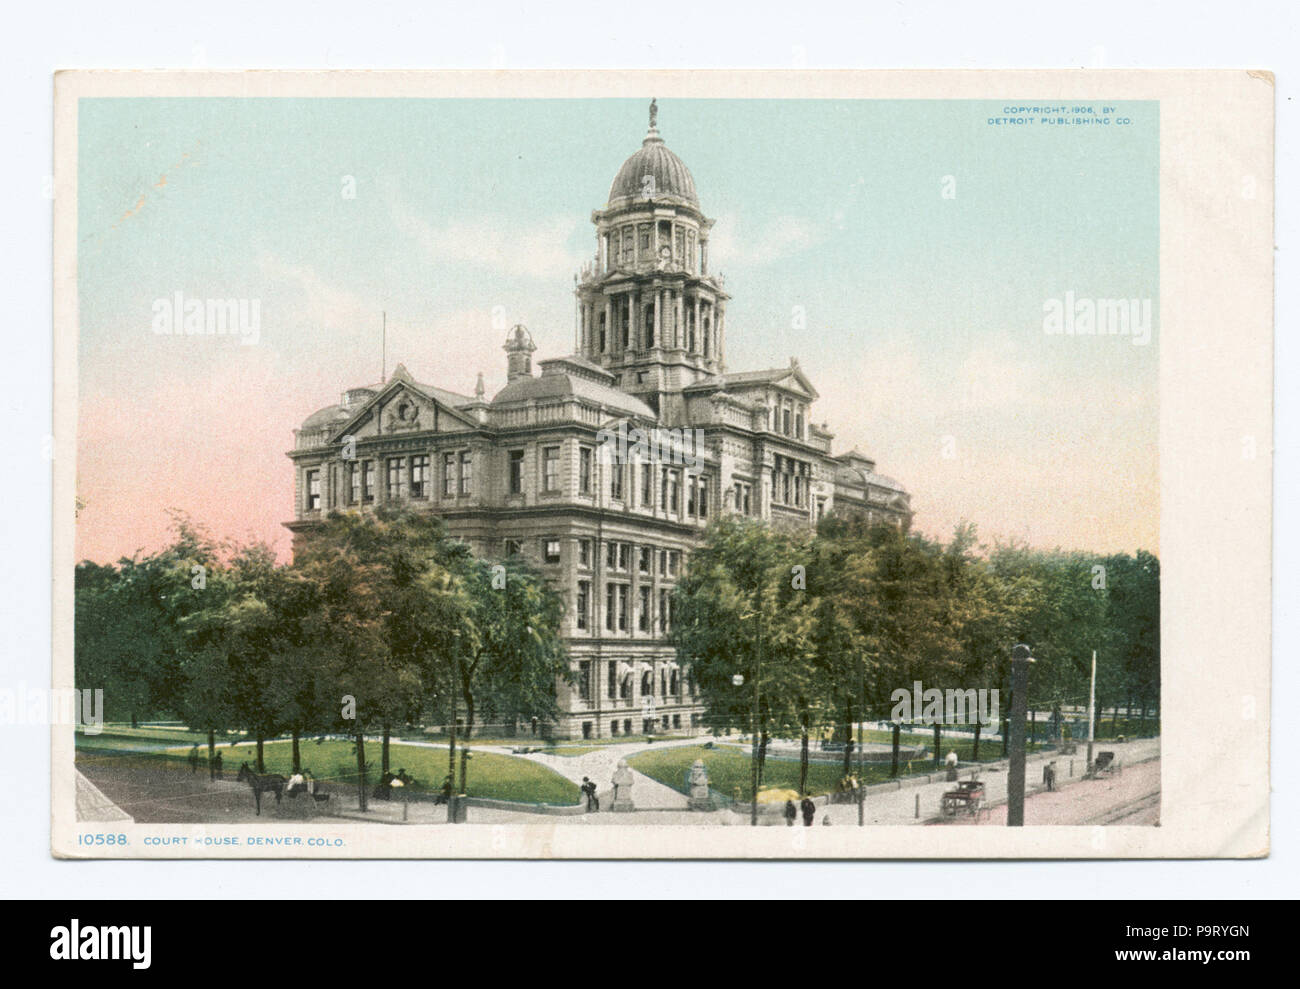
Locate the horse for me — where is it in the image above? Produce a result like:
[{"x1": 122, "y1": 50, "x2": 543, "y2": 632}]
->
[{"x1": 236, "y1": 762, "x2": 286, "y2": 816}]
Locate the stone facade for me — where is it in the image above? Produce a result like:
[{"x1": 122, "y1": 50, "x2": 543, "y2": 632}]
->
[{"x1": 286, "y1": 104, "x2": 912, "y2": 739}]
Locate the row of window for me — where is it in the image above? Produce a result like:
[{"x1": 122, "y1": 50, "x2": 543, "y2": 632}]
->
[
  {"x1": 601, "y1": 220, "x2": 699, "y2": 273},
  {"x1": 771, "y1": 399, "x2": 808, "y2": 441},
  {"x1": 573, "y1": 580, "x2": 675, "y2": 635},
  {"x1": 579, "y1": 715, "x2": 698, "y2": 739},
  {"x1": 504, "y1": 537, "x2": 681, "y2": 578},
  {"x1": 772, "y1": 454, "x2": 813, "y2": 509},
  {"x1": 304, "y1": 448, "x2": 714, "y2": 516},
  {"x1": 586, "y1": 293, "x2": 716, "y2": 357},
  {"x1": 575, "y1": 659, "x2": 696, "y2": 703}
]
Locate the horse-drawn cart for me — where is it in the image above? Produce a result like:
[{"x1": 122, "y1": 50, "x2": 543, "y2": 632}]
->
[{"x1": 941, "y1": 779, "x2": 985, "y2": 818}]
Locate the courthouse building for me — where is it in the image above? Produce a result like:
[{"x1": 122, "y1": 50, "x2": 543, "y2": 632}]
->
[{"x1": 286, "y1": 104, "x2": 912, "y2": 739}]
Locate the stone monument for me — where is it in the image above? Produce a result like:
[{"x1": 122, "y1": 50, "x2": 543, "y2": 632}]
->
[
  {"x1": 611, "y1": 758, "x2": 635, "y2": 812},
  {"x1": 687, "y1": 758, "x2": 714, "y2": 811}
]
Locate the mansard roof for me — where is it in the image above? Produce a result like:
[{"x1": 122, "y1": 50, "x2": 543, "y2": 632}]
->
[{"x1": 491, "y1": 365, "x2": 655, "y2": 420}]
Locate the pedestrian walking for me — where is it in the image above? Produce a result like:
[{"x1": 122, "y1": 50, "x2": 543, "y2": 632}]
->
[
  {"x1": 188, "y1": 744, "x2": 199, "y2": 774},
  {"x1": 784, "y1": 799, "x2": 797, "y2": 826},
  {"x1": 800, "y1": 795, "x2": 815, "y2": 827}
]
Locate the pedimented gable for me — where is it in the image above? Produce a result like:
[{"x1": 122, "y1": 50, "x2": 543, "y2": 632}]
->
[{"x1": 326, "y1": 377, "x2": 480, "y2": 444}]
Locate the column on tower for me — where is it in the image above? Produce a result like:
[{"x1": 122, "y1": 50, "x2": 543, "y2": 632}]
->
[
  {"x1": 693, "y1": 294, "x2": 701, "y2": 355},
  {"x1": 604, "y1": 297, "x2": 613, "y2": 355},
  {"x1": 653, "y1": 286, "x2": 661, "y2": 348},
  {"x1": 676, "y1": 292, "x2": 684, "y2": 352},
  {"x1": 630, "y1": 287, "x2": 640, "y2": 352}
]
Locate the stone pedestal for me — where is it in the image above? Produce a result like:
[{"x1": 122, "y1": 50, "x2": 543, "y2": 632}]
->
[
  {"x1": 611, "y1": 759, "x2": 635, "y2": 812},
  {"x1": 687, "y1": 758, "x2": 714, "y2": 811}
]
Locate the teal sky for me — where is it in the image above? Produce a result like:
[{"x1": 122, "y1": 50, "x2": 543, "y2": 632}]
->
[{"x1": 77, "y1": 97, "x2": 1158, "y2": 562}]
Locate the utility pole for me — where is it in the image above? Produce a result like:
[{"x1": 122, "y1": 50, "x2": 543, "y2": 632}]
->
[
  {"x1": 750, "y1": 610, "x2": 762, "y2": 827},
  {"x1": 1087, "y1": 649, "x2": 1097, "y2": 773},
  {"x1": 857, "y1": 655, "x2": 865, "y2": 827},
  {"x1": 1007, "y1": 644, "x2": 1035, "y2": 827}
]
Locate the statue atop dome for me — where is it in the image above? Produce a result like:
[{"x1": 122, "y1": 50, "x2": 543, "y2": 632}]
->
[{"x1": 649, "y1": 97, "x2": 658, "y2": 130}]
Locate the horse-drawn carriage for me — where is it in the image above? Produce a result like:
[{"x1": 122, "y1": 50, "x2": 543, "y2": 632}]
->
[
  {"x1": 941, "y1": 779, "x2": 985, "y2": 818},
  {"x1": 1088, "y1": 751, "x2": 1119, "y2": 778}
]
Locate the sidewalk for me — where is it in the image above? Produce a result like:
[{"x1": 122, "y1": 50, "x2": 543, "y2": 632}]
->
[{"x1": 860, "y1": 736, "x2": 1160, "y2": 825}]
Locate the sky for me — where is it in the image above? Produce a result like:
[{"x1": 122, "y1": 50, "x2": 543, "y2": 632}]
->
[{"x1": 76, "y1": 97, "x2": 1158, "y2": 563}]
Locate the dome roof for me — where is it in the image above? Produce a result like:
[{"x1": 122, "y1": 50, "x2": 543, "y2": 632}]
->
[
  {"x1": 301, "y1": 404, "x2": 347, "y2": 430},
  {"x1": 609, "y1": 125, "x2": 698, "y2": 206}
]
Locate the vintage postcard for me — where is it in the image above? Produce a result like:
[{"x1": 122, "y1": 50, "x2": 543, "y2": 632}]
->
[{"x1": 50, "y1": 70, "x2": 1272, "y2": 859}]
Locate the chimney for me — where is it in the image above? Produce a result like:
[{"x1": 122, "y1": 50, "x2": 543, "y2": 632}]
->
[{"x1": 504, "y1": 324, "x2": 536, "y2": 382}]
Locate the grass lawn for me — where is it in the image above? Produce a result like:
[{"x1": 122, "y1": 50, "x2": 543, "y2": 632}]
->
[
  {"x1": 629, "y1": 745, "x2": 898, "y2": 799},
  {"x1": 78, "y1": 737, "x2": 579, "y2": 806}
]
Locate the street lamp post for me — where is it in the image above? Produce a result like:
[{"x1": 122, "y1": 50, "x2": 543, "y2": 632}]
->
[{"x1": 1007, "y1": 643, "x2": 1035, "y2": 827}]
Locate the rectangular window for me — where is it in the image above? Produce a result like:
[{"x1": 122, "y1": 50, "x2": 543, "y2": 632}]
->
[
  {"x1": 618, "y1": 543, "x2": 630, "y2": 571},
  {"x1": 362, "y1": 460, "x2": 375, "y2": 504},
  {"x1": 639, "y1": 224, "x2": 651, "y2": 253},
  {"x1": 458, "y1": 451, "x2": 472, "y2": 495},
  {"x1": 606, "y1": 541, "x2": 618, "y2": 570},
  {"x1": 607, "y1": 661, "x2": 617, "y2": 699},
  {"x1": 350, "y1": 463, "x2": 361, "y2": 505},
  {"x1": 306, "y1": 469, "x2": 321, "y2": 511},
  {"x1": 795, "y1": 411, "x2": 804, "y2": 439},
  {"x1": 659, "y1": 589, "x2": 670, "y2": 633},
  {"x1": 410, "y1": 455, "x2": 428, "y2": 498},
  {"x1": 621, "y1": 226, "x2": 634, "y2": 263},
  {"x1": 576, "y1": 580, "x2": 590, "y2": 631},
  {"x1": 669, "y1": 470, "x2": 681, "y2": 513},
  {"x1": 698, "y1": 475, "x2": 709, "y2": 518},
  {"x1": 543, "y1": 446, "x2": 560, "y2": 492},
  {"x1": 617, "y1": 584, "x2": 628, "y2": 631},
  {"x1": 386, "y1": 457, "x2": 405, "y2": 500},
  {"x1": 544, "y1": 539, "x2": 561, "y2": 564},
  {"x1": 578, "y1": 661, "x2": 592, "y2": 702},
  {"x1": 605, "y1": 583, "x2": 616, "y2": 632},
  {"x1": 783, "y1": 406, "x2": 792, "y2": 436},
  {"x1": 610, "y1": 460, "x2": 624, "y2": 500},
  {"x1": 508, "y1": 449, "x2": 524, "y2": 494},
  {"x1": 638, "y1": 546, "x2": 651, "y2": 574},
  {"x1": 641, "y1": 462, "x2": 654, "y2": 507},
  {"x1": 578, "y1": 538, "x2": 592, "y2": 568},
  {"x1": 504, "y1": 539, "x2": 522, "y2": 557},
  {"x1": 579, "y1": 445, "x2": 593, "y2": 495},
  {"x1": 442, "y1": 453, "x2": 455, "y2": 498},
  {"x1": 638, "y1": 586, "x2": 651, "y2": 632},
  {"x1": 687, "y1": 475, "x2": 697, "y2": 516}
]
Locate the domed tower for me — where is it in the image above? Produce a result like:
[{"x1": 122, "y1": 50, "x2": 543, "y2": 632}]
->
[
  {"x1": 503, "y1": 323, "x2": 536, "y2": 381},
  {"x1": 575, "y1": 100, "x2": 730, "y2": 419}
]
